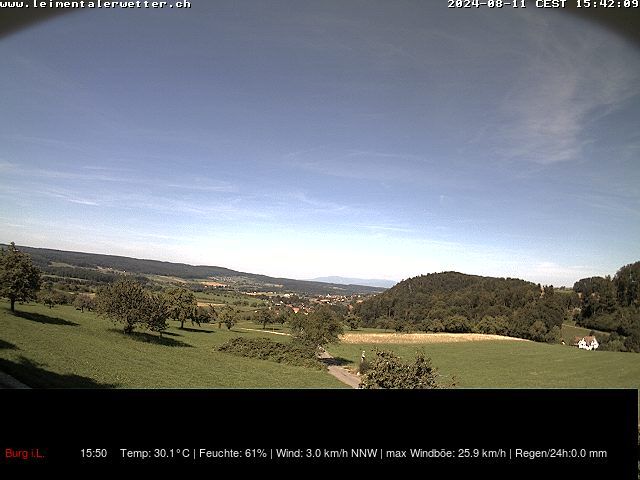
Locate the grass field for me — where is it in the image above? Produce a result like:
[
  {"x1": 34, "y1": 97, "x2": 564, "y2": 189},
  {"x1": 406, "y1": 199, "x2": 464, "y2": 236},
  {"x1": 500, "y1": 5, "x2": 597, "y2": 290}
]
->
[
  {"x1": 560, "y1": 323, "x2": 609, "y2": 345},
  {"x1": 327, "y1": 340, "x2": 640, "y2": 390},
  {"x1": 2, "y1": 300, "x2": 639, "y2": 395},
  {"x1": 0, "y1": 301, "x2": 345, "y2": 388}
]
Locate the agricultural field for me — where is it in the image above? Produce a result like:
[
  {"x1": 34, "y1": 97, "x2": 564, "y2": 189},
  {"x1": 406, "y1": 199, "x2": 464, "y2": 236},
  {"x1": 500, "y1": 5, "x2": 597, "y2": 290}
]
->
[
  {"x1": 0, "y1": 301, "x2": 344, "y2": 388},
  {"x1": 192, "y1": 290, "x2": 267, "y2": 311}
]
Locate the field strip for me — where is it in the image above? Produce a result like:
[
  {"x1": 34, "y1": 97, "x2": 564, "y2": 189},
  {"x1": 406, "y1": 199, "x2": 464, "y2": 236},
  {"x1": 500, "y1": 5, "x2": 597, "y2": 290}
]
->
[
  {"x1": 239, "y1": 327, "x2": 291, "y2": 336},
  {"x1": 341, "y1": 332, "x2": 530, "y2": 344}
]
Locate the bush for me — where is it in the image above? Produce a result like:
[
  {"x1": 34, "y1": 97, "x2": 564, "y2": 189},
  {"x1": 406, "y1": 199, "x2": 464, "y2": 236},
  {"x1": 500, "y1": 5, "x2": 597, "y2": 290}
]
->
[
  {"x1": 424, "y1": 319, "x2": 445, "y2": 332},
  {"x1": 599, "y1": 338, "x2": 626, "y2": 352},
  {"x1": 360, "y1": 349, "x2": 451, "y2": 389},
  {"x1": 443, "y1": 315, "x2": 470, "y2": 333},
  {"x1": 217, "y1": 337, "x2": 324, "y2": 369},
  {"x1": 623, "y1": 331, "x2": 640, "y2": 353}
]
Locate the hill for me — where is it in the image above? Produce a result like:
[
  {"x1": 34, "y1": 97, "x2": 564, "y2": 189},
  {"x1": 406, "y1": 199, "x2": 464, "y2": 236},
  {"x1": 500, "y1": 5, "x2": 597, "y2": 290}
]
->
[
  {"x1": 309, "y1": 276, "x2": 396, "y2": 289},
  {"x1": 3, "y1": 244, "x2": 384, "y2": 296},
  {"x1": 355, "y1": 271, "x2": 565, "y2": 342}
]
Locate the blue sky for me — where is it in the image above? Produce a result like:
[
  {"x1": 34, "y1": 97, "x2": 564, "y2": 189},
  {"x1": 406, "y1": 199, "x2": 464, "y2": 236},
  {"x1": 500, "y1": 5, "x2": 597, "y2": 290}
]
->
[{"x1": 1, "y1": 2, "x2": 639, "y2": 286}]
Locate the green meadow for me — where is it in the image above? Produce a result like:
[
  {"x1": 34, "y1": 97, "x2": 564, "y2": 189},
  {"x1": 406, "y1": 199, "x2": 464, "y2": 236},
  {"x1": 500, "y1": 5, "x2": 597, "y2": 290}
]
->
[
  {"x1": 0, "y1": 301, "x2": 344, "y2": 388},
  {"x1": 1, "y1": 300, "x2": 638, "y2": 398},
  {"x1": 327, "y1": 340, "x2": 640, "y2": 389}
]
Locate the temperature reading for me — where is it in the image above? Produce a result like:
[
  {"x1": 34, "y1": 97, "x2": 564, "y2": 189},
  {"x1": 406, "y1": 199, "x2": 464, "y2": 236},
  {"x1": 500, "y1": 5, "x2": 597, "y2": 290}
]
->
[{"x1": 152, "y1": 448, "x2": 190, "y2": 459}]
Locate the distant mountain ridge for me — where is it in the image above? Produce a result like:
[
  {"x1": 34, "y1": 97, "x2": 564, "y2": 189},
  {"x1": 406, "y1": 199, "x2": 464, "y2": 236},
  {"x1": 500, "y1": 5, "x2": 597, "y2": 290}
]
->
[
  {"x1": 2, "y1": 244, "x2": 385, "y2": 296},
  {"x1": 309, "y1": 276, "x2": 396, "y2": 289}
]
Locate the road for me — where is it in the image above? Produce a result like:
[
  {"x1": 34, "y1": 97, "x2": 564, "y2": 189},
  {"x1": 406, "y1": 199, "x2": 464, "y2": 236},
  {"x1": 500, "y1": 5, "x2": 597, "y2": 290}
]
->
[{"x1": 318, "y1": 350, "x2": 361, "y2": 389}]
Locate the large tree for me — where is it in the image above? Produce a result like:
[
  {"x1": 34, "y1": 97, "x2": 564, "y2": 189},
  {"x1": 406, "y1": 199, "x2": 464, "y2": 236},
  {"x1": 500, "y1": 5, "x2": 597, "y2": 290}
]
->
[
  {"x1": 0, "y1": 242, "x2": 41, "y2": 312},
  {"x1": 254, "y1": 308, "x2": 275, "y2": 330},
  {"x1": 167, "y1": 288, "x2": 197, "y2": 329},
  {"x1": 288, "y1": 305, "x2": 344, "y2": 352},
  {"x1": 145, "y1": 293, "x2": 170, "y2": 337},
  {"x1": 614, "y1": 261, "x2": 640, "y2": 308},
  {"x1": 95, "y1": 278, "x2": 148, "y2": 333}
]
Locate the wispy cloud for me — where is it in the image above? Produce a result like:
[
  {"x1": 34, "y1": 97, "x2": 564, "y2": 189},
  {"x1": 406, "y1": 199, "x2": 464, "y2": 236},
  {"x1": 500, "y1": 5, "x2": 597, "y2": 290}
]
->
[
  {"x1": 285, "y1": 191, "x2": 352, "y2": 214},
  {"x1": 360, "y1": 224, "x2": 413, "y2": 234},
  {"x1": 492, "y1": 14, "x2": 639, "y2": 165},
  {"x1": 285, "y1": 147, "x2": 432, "y2": 183},
  {"x1": 2, "y1": 161, "x2": 237, "y2": 194},
  {"x1": 46, "y1": 191, "x2": 99, "y2": 206}
]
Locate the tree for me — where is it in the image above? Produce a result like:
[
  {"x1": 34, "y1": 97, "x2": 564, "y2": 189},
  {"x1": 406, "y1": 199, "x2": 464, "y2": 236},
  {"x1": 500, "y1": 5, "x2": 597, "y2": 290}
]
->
[
  {"x1": 38, "y1": 288, "x2": 57, "y2": 309},
  {"x1": 0, "y1": 242, "x2": 41, "y2": 312},
  {"x1": 145, "y1": 293, "x2": 170, "y2": 336},
  {"x1": 255, "y1": 308, "x2": 275, "y2": 330},
  {"x1": 95, "y1": 278, "x2": 148, "y2": 333},
  {"x1": 167, "y1": 288, "x2": 197, "y2": 329},
  {"x1": 360, "y1": 349, "x2": 444, "y2": 389},
  {"x1": 288, "y1": 305, "x2": 344, "y2": 352},
  {"x1": 219, "y1": 305, "x2": 236, "y2": 330},
  {"x1": 345, "y1": 313, "x2": 360, "y2": 330},
  {"x1": 614, "y1": 261, "x2": 640, "y2": 308},
  {"x1": 193, "y1": 305, "x2": 216, "y2": 325},
  {"x1": 73, "y1": 293, "x2": 95, "y2": 312},
  {"x1": 224, "y1": 314, "x2": 236, "y2": 330},
  {"x1": 528, "y1": 320, "x2": 548, "y2": 342}
]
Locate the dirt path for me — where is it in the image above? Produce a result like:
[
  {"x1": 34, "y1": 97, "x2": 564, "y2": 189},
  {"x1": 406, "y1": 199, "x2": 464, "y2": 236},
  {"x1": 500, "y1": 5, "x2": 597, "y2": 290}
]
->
[
  {"x1": 239, "y1": 328, "x2": 361, "y2": 388},
  {"x1": 238, "y1": 327, "x2": 291, "y2": 336},
  {"x1": 318, "y1": 350, "x2": 361, "y2": 389}
]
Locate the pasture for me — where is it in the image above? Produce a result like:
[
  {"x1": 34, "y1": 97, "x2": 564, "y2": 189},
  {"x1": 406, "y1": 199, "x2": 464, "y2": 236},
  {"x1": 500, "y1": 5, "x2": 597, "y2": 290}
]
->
[
  {"x1": 0, "y1": 301, "x2": 345, "y2": 388},
  {"x1": 328, "y1": 337, "x2": 640, "y2": 390},
  {"x1": 1, "y1": 300, "x2": 638, "y2": 397}
]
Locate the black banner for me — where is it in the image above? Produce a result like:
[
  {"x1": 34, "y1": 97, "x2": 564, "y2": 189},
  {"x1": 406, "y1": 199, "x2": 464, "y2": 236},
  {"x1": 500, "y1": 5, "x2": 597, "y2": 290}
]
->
[{"x1": 0, "y1": 389, "x2": 637, "y2": 476}]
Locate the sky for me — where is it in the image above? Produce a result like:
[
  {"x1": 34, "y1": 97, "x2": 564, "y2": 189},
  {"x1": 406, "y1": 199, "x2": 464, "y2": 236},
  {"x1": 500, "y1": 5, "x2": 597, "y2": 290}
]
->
[{"x1": 1, "y1": 1, "x2": 639, "y2": 287}]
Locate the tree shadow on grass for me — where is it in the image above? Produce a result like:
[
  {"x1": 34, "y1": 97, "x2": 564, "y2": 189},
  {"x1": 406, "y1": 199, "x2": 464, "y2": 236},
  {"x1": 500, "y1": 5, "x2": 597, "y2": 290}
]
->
[
  {"x1": 108, "y1": 329, "x2": 193, "y2": 347},
  {"x1": 320, "y1": 356, "x2": 351, "y2": 367},
  {"x1": 0, "y1": 339, "x2": 18, "y2": 350},
  {"x1": 12, "y1": 310, "x2": 79, "y2": 327},
  {"x1": 159, "y1": 330, "x2": 182, "y2": 337},
  {"x1": 0, "y1": 356, "x2": 118, "y2": 388},
  {"x1": 180, "y1": 326, "x2": 214, "y2": 334}
]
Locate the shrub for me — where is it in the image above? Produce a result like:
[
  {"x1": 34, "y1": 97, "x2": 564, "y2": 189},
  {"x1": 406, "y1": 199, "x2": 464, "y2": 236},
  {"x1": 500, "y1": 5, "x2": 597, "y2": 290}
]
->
[
  {"x1": 217, "y1": 337, "x2": 324, "y2": 369},
  {"x1": 360, "y1": 349, "x2": 451, "y2": 389}
]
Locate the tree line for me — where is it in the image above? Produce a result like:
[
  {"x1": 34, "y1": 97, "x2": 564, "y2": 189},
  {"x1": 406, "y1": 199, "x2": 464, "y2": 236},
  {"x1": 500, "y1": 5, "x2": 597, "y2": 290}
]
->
[{"x1": 572, "y1": 261, "x2": 640, "y2": 352}]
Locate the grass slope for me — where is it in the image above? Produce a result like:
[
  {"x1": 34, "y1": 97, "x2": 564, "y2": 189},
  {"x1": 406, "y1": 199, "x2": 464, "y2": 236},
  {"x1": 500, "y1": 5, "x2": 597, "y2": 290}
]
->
[
  {"x1": 560, "y1": 323, "x2": 609, "y2": 345},
  {"x1": 0, "y1": 301, "x2": 345, "y2": 388}
]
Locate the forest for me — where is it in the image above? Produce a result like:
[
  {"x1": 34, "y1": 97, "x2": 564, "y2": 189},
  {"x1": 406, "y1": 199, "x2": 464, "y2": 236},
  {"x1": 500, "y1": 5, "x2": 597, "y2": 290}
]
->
[{"x1": 355, "y1": 262, "x2": 640, "y2": 351}]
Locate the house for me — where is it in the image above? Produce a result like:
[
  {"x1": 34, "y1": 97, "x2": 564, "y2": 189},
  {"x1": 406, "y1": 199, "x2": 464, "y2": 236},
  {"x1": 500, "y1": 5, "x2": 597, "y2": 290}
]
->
[{"x1": 573, "y1": 335, "x2": 599, "y2": 351}]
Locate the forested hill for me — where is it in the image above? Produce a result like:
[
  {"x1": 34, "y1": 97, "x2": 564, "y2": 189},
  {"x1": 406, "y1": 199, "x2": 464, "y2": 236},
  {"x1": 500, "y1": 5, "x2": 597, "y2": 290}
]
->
[
  {"x1": 3, "y1": 245, "x2": 384, "y2": 296},
  {"x1": 355, "y1": 271, "x2": 566, "y2": 342}
]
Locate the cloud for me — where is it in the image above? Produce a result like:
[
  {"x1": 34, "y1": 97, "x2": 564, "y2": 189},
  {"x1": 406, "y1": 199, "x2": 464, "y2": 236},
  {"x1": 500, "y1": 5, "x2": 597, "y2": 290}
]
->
[
  {"x1": 285, "y1": 147, "x2": 433, "y2": 183},
  {"x1": 492, "y1": 13, "x2": 639, "y2": 165}
]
